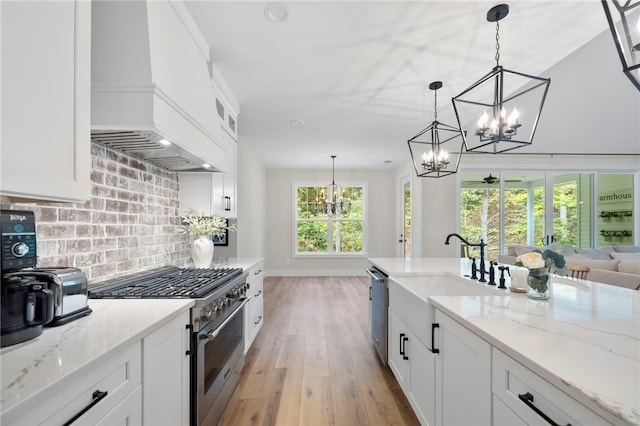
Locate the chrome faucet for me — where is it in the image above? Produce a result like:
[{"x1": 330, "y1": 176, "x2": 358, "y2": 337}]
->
[{"x1": 444, "y1": 233, "x2": 488, "y2": 283}]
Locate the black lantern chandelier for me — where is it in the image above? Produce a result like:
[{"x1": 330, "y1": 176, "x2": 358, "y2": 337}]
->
[
  {"x1": 452, "y1": 4, "x2": 550, "y2": 154},
  {"x1": 408, "y1": 81, "x2": 464, "y2": 178},
  {"x1": 319, "y1": 155, "x2": 351, "y2": 216},
  {"x1": 602, "y1": 0, "x2": 640, "y2": 91}
]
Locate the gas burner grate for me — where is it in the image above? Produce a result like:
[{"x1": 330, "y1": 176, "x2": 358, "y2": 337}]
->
[{"x1": 88, "y1": 267, "x2": 243, "y2": 299}]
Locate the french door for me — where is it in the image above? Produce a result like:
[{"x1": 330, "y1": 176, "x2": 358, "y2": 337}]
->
[{"x1": 399, "y1": 176, "x2": 411, "y2": 258}]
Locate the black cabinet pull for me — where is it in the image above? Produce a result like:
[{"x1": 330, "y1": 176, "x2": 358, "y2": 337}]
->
[
  {"x1": 399, "y1": 333, "x2": 406, "y2": 357},
  {"x1": 254, "y1": 315, "x2": 263, "y2": 325},
  {"x1": 63, "y1": 389, "x2": 108, "y2": 425},
  {"x1": 518, "y1": 392, "x2": 571, "y2": 426},
  {"x1": 430, "y1": 323, "x2": 440, "y2": 354},
  {"x1": 402, "y1": 336, "x2": 409, "y2": 360}
]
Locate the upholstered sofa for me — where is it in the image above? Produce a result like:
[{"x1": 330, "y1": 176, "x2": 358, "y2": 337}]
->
[{"x1": 497, "y1": 244, "x2": 640, "y2": 290}]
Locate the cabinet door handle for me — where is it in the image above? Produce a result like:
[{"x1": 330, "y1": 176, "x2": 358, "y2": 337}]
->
[
  {"x1": 518, "y1": 392, "x2": 571, "y2": 426},
  {"x1": 430, "y1": 323, "x2": 440, "y2": 354},
  {"x1": 399, "y1": 333, "x2": 406, "y2": 357},
  {"x1": 63, "y1": 389, "x2": 108, "y2": 426},
  {"x1": 254, "y1": 315, "x2": 263, "y2": 325},
  {"x1": 402, "y1": 336, "x2": 409, "y2": 360},
  {"x1": 254, "y1": 290, "x2": 262, "y2": 298}
]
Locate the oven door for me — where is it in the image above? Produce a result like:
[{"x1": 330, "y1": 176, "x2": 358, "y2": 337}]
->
[{"x1": 194, "y1": 298, "x2": 248, "y2": 426}]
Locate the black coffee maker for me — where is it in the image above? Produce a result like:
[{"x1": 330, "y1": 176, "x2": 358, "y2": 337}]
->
[{"x1": 1, "y1": 210, "x2": 54, "y2": 347}]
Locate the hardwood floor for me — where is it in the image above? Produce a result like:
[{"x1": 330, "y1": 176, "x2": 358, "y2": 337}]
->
[{"x1": 218, "y1": 276, "x2": 420, "y2": 426}]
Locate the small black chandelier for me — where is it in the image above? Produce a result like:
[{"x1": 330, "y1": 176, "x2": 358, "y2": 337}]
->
[
  {"x1": 452, "y1": 3, "x2": 551, "y2": 154},
  {"x1": 319, "y1": 155, "x2": 351, "y2": 216},
  {"x1": 408, "y1": 81, "x2": 464, "y2": 178},
  {"x1": 602, "y1": 0, "x2": 640, "y2": 91}
]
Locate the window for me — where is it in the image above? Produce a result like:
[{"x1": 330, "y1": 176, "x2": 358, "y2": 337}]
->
[
  {"x1": 460, "y1": 171, "x2": 635, "y2": 259},
  {"x1": 294, "y1": 183, "x2": 366, "y2": 256}
]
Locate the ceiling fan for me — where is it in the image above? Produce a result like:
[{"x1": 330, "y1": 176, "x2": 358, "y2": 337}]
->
[{"x1": 468, "y1": 174, "x2": 522, "y2": 184}]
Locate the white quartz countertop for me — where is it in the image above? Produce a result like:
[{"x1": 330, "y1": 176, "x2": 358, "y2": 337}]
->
[
  {"x1": 371, "y1": 258, "x2": 640, "y2": 425},
  {"x1": 0, "y1": 298, "x2": 194, "y2": 417},
  {"x1": 210, "y1": 257, "x2": 263, "y2": 271},
  {"x1": 369, "y1": 257, "x2": 478, "y2": 277}
]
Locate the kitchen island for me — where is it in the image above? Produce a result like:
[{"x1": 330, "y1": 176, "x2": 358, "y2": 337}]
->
[{"x1": 369, "y1": 257, "x2": 640, "y2": 426}]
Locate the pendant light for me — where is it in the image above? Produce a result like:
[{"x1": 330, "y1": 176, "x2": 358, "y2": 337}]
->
[
  {"x1": 320, "y1": 155, "x2": 351, "y2": 216},
  {"x1": 602, "y1": 0, "x2": 640, "y2": 91},
  {"x1": 452, "y1": 4, "x2": 551, "y2": 154},
  {"x1": 408, "y1": 81, "x2": 464, "y2": 178}
]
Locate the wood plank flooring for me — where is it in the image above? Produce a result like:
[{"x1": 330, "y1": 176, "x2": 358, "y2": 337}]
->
[{"x1": 217, "y1": 276, "x2": 420, "y2": 426}]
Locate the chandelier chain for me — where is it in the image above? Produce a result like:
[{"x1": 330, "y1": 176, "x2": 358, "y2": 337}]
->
[
  {"x1": 433, "y1": 87, "x2": 438, "y2": 121},
  {"x1": 495, "y1": 20, "x2": 501, "y2": 67}
]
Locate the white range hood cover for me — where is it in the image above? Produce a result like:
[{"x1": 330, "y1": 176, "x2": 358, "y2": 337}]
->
[{"x1": 91, "y1": 0, "x2": 229, "y2": 172}]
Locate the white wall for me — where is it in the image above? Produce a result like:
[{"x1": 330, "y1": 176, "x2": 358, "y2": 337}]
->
[
  {"x1": 265, "y1": 168, "x2": 396, "y2": 276},
  {"x1": 236, "y1": 140, "x2": 267, "y2": 258}
]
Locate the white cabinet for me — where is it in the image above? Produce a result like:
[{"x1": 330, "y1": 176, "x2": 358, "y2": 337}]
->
[
  {"x1": 1, "y1": 0, "x2": 91, "y2": 202},
  {"x1": 434, "y1": 309, "x2": 492, "y2": 426},
  {"x1": 492, "y1": 348, "x2": 610, "y2": 426},
  {"x1": 3, "y1": 342, "x2": 142, "y2": 426},
  {"x1": 179, "y1": 136, "x2": 236, "y2": 218},
  {"x1": 244, "y1": 260, "x2": 264, "y2": 352},
  {"x1": 142, "y1": 311, "x2": 191, "y2": 426},
  {"x1": 388, "y1": 309, "x2": 436, "y2": 426}
]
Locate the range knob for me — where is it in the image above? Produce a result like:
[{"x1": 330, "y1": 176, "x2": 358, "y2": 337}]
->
[
  {"x1": 213, "y1": 304, "x2": 222, "y2": 315},
  {"x1": 11, "y1": 242, "x2": 29, "y2": 257},
  {"x1": 200, "y1": 307, "x2": 213, "y2": 322},
  {"x1": 227, "y1": 289, "x2": 238, "y2": 298}
]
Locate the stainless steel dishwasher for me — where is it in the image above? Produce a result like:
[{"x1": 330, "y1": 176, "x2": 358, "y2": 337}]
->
[{"x1": 367, "y1": 266, "x2": 388, "y2": 365}]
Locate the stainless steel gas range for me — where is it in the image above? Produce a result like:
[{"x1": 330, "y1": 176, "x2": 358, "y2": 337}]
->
[{"x1": 88, "y1": 266, "x2": 249, "y2": 426}]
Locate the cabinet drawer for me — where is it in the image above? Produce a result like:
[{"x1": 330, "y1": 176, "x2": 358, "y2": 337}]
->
[
  {"x1": 492, "y1": 348, "x2": 610, "y2": 426},
  {"x1": 6, "y1": 341, "x2": 142, "y2": 425},
  {"x1": 493, "y1": 395, "x2": 526, "y2": 426}
]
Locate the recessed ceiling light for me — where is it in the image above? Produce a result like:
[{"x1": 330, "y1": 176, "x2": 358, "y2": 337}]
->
[
  {"x1": 264, "y1": 3, "x2": 288, "y2": 23},
  {"x1": 202, "y1": 163, "x2": 211, "y2": 169},
  {"x1": 289, "y1": 119, "x2": 304, "y2": 126},
  {"x1": 159, "y1": 139, "x2": 171, "y2": 146}
]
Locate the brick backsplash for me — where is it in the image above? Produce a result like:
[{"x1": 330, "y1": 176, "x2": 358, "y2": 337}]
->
[{"x1": 6, "y1": 143, "x2": 191, "y2": 284}]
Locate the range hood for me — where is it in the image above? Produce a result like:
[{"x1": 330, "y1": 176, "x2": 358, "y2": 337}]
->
[
  {"x1": 90, "y1": 130, "x2": 218, "y2": 172},
  {"x1": 91, "y1": 0, "x2": 228, "y2": 173}
]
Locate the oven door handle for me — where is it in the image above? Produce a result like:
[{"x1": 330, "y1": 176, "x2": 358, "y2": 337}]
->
[{"x1": 201, "y1": 298, "x2": 249, "y2": 342}]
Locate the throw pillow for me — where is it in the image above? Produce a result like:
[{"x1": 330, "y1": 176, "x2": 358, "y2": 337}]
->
[
  {"x1": 515, "y1": 246, "x2": 543, "y2": 256},
  {"x1": 575, "y1": 247, "x2": 613, "y2": 260},
  {"x1": 618, "y1": 260, "x2": 640, "y2": 275},
  {"x1": 611, "y1": 252, "x2": 640, "y2": 260},
  {"x1": 565, "y1": 254, "x2": 621, "y2": 271},
  {"x1": 614, "y1": 245, "x2": 640, "y2": 253}
]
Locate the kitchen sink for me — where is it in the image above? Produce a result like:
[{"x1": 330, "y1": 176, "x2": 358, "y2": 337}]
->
[{"x1": 389, "y1": 274, "x2": 502, "y2": 349}]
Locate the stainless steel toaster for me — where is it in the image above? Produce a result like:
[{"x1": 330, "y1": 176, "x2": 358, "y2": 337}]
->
[{"x1": 12, "y1": 267, "x2": 92, "y2": 326}]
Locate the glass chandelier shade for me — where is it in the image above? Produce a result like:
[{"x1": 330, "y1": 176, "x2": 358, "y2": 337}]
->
[
  {"x1": 602, "y1": 0, "x2": 640, "y2": 91},
  {"x1": 452, "y1": 4, "x2": 550, "y2": 154},
  {"x1": 320, "y1": 155, "x2": 351, "y2": 216},
  {"x1": 408, "y1": 81, "x2": 464, "y2": 178}
]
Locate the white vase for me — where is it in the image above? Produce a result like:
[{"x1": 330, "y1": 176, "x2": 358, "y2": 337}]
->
[{"x1": 191, "y1": 236, "x2": 214, "y2": 268}]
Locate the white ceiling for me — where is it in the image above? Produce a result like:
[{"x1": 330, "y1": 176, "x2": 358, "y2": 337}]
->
[{"x1": 184, "y1": 1, "x2": 610, "y2": 170}]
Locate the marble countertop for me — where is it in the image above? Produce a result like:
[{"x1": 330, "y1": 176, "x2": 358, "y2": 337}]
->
[
  {"x1": 0, "y1": 298, "x2": 194, "y2": 418},
  {"x1": 371, "y1": 258, "x2": 640, "y2": 425}
]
